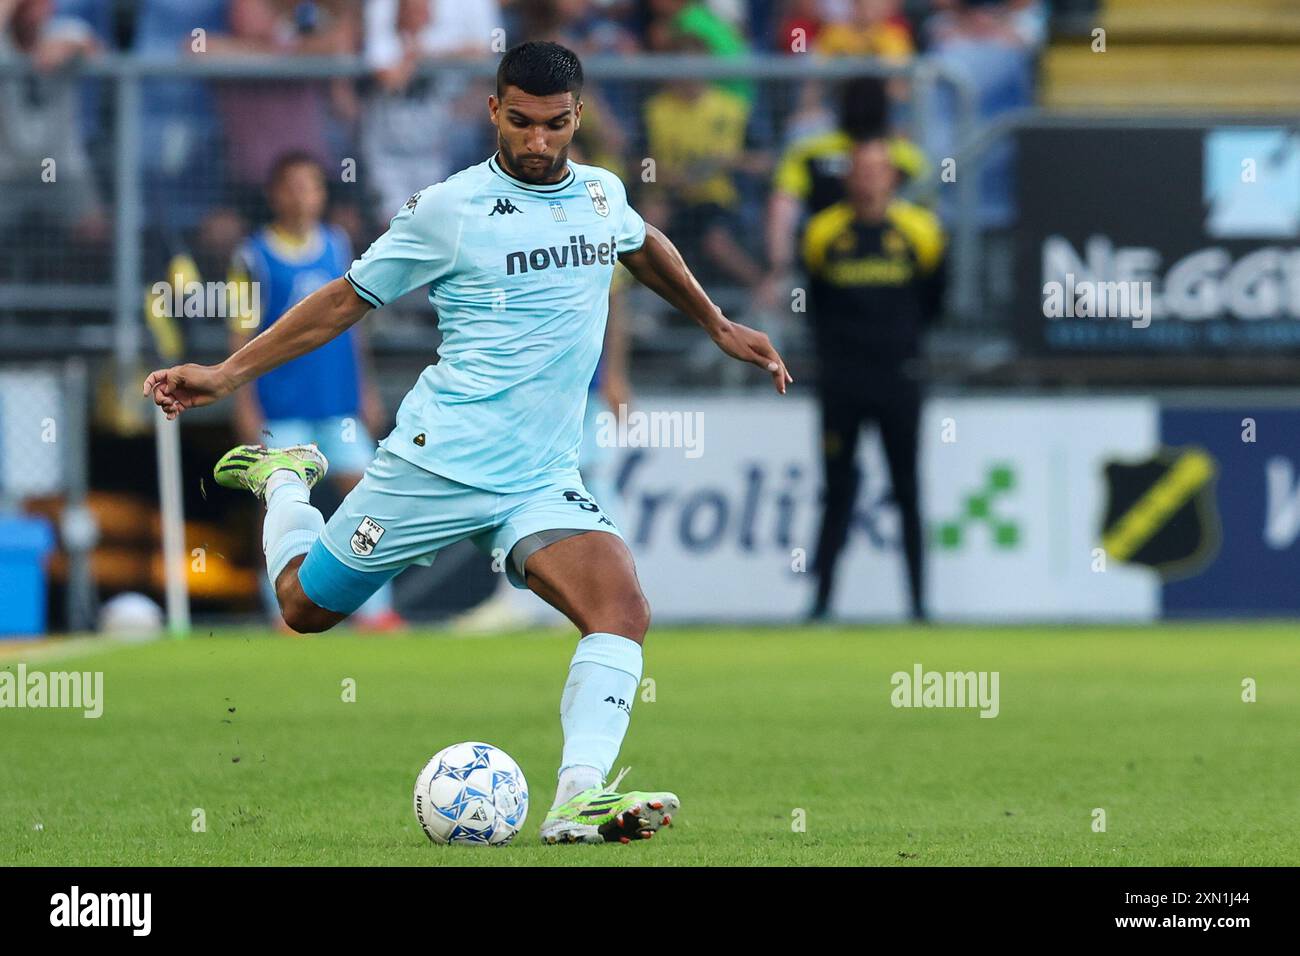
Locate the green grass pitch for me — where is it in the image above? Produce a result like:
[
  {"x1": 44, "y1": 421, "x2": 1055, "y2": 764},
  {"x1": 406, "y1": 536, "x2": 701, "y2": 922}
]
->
[{"x1": 2, "y1": 623, "x2": 1296, "y2": 866}]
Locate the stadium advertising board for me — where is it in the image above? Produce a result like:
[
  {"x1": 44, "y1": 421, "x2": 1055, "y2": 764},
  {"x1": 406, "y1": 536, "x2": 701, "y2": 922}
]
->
[
  {"x1": 924, "y1": 398, "x2": 1160, "y2": 620},
  {"x1": 1159, "y1": 407, "x2": 1300, "y2": 615},
  {"x1": 1016, "y1": 126, "x2": 1300, "y2": 353},
  {"x1": 618, "y1": 395, "x2": 1160, "y2": 622},
  {"x1": 614, "y1": 395, "x2": 911, "y2": 621}
]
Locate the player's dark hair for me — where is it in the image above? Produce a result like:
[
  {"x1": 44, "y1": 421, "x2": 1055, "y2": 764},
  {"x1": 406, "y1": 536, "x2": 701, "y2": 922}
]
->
[
  {"x1": 267, "y1": 150, "x2": 326, "y2": 188},
  {"x1": 839, "y1": 76, "x2": 889, "y2": 141},
  {"x1": 496, "y1": 41, "x2": 583, "y2": 100}
]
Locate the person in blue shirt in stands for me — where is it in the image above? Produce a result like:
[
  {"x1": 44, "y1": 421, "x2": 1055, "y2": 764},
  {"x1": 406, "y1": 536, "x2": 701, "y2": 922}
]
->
[{"x1": 229, "y1": 151, "x2": 405, "y2": 631}]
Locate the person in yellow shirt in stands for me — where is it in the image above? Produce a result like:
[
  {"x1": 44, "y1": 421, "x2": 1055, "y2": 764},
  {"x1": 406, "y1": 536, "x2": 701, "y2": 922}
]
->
[
  {"x1": 638, "y1": 34, "x2": 768, "y2": 292},
  {"x1": 816, "y1": 0, "x2": 915, "y2": 60}
]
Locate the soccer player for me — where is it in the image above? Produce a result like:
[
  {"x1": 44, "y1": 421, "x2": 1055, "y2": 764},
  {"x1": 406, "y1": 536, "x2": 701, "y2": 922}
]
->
[{"x1": 143, "y1": 41, "x2": 791, "y2": 845}]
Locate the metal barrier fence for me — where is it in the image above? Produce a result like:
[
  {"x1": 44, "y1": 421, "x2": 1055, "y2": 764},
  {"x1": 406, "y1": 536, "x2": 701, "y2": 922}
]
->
[
  {"x1": 0, "y1": 359, "x2": 95, "y2": 632},
  {"x1": 0, "y1": 53, "x2": 980, "y2": 397}
]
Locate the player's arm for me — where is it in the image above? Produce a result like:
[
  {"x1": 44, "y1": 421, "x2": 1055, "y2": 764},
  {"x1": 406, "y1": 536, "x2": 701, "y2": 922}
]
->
[
  {"x1": 619, "y1": 223, "x2": 793, "y2": 394},
  {"x1": 602, "y1": 273, "x2": 632, "y2": 412},
  {"x1": 144, "y1": 277, "x2": 371, "y2": 420}
]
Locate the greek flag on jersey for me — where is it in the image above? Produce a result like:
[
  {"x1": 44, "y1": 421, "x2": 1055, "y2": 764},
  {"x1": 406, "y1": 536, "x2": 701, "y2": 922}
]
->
[{"x1": 344, "y1": 155, "x2": 646, "y2": 493}]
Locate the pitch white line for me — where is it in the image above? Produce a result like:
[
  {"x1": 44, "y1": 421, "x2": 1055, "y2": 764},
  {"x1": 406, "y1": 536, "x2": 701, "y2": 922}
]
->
[{"x1": 0, "y1": 635, "x2": 153, "y2": 666}]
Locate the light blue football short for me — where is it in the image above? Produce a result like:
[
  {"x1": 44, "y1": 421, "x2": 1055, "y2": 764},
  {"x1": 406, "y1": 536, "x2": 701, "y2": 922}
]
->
[
  {"x1": 298, "y1": 447, "x2": 621, "y2": 614},
  {"x1": 263, "y1": 415, "x2": 376, "y2": 477}
]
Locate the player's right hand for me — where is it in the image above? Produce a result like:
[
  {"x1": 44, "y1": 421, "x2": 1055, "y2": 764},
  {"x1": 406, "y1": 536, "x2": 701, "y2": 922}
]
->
[{"x1": 143, "y1": 363, "x2": 233, "y2": 420}]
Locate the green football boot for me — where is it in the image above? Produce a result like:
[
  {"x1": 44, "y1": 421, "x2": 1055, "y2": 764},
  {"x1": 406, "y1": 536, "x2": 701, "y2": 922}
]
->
[
  {"x1": 212, "y1": 443, "x2": 328, "y2": 501},
  {"x1": 540, "y1": 768, "x2": 680, "y2": 845}
]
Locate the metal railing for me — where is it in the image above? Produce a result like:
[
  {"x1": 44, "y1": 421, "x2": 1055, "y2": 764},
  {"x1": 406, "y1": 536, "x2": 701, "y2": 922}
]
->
[{"x1": 0, "y1": 52, "x2": 981, "y2": 396}]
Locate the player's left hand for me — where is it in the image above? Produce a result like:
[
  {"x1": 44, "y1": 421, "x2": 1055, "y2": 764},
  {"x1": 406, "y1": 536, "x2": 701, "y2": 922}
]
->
[{"x1": 710, "y1": 319, "x2": 794, "y2": 395}]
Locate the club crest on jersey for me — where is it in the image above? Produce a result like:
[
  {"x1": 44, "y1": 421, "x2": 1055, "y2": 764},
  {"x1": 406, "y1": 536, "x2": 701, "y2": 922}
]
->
[
  {"x1": 585, "y1": 180, "x2": 609, "y2": 217},
  {"x1": 351, "y1": 516, "x2": 386, "y2": 557}
]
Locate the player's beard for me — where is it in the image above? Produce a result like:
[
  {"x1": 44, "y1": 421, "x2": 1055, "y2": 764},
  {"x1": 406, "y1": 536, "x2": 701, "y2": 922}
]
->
[{"x1": 497, "y1": 137, "x2": 570, "y2": 184}]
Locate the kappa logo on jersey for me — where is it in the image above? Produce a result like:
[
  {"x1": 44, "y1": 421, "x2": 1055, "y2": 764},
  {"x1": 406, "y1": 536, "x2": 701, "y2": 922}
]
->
[
  {"x1": 489, "y1": 198, "x2": 523, "y2": 216},
  {"x1": 585, "y1": 180, "x2": 609, "y2": 217},
  {"x1": 505, "y1": 234, "x2": 619, "y2": 275},
  {"x1": 404, "y1": 191, "x2": 422, "y2": 212},
  {"x1": 351, "y1": 516, "x2": 386, "y2": 556}
]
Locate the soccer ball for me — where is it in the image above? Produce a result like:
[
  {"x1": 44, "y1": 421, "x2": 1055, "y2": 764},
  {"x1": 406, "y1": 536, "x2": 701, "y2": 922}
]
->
[{"x1": 413, "y1": 742, "x2": 529, "y2": 846}]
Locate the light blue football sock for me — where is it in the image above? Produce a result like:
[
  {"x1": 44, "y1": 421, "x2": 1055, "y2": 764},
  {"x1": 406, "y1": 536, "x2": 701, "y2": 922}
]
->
[
  {"x1": 558, "y1": 632, "x2": 643, "y2": 784},
  {"x1": 262, "y1": 471, "x2": 325, "y2": 588}
]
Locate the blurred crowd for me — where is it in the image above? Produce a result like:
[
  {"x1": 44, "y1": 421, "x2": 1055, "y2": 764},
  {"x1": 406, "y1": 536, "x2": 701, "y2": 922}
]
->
[{"x1": 0, "y1": 0, "x2": 1047, "y2": 316}]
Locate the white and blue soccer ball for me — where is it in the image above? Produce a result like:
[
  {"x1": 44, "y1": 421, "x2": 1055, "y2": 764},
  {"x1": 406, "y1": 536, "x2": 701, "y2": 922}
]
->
[{"x1": 413, "y1": 742, "x2": 529, "y2": 846}]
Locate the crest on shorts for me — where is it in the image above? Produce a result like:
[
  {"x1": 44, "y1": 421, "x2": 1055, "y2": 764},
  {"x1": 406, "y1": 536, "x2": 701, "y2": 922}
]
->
[
  {"x1": 351, "y1": 516, "x2": 386, "y2": 557},
  {"x1": 585, "y1": 180, "x2": 609, "y2": 217}
]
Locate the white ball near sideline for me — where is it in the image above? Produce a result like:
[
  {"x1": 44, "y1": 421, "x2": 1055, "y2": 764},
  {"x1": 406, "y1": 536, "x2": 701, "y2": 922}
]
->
[{"x1": 98, "y1": 592, "x2": 164, "y2": 641}]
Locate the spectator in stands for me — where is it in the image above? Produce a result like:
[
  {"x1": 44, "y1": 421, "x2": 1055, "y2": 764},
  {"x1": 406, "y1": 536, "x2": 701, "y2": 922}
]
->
[
  {"x1": 639, "y1": 33, "x2": 768, "y2": 292},
  {"x1": 801, "y1": 139, "x2": 945, "y2": 622},
  {"x1": 53, "y1": 0, "x2": 114, "y2": 145},
  {"x1": 774, "y1": 0, "x2": 823, "y2": 53},
  {"x1": 134, "y1": 0, "x2": 231, "y2": 247},
  {"x1": 227, "y1": 152, "x2": 403, "y2": 632},
  {"x1": 645, "y1": 0, "x2": 752, "y2": 100},
  {"x1": 0, "y1": 0, "x2": 107, "y2": 281},
  {"x1": 919, "y1": 0, "x2": 1039, "y2": 228},
  {"x1": 517, "y1": 0, "x2": 642, "y2": 54},
  {"x1": 759, "y1": 75, "x2": 925, "y2": 308},
  {"x1": 208, "y1": 1, "x2": 361, "y2": 215},
  {"x1": 360, "y1": 0, "x2": 503, "y2": 223},
  {"x1": 815, "y1": 0, "x2": 912, "y2": 59},
  {"x1": 813, "y1": 0, "x2": 913, "y2": 142}
]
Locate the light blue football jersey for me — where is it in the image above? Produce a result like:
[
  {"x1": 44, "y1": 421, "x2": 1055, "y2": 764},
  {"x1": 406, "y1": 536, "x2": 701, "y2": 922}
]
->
[{"x1": 345, "y1": 155, "x2": 646, "y2": 493}]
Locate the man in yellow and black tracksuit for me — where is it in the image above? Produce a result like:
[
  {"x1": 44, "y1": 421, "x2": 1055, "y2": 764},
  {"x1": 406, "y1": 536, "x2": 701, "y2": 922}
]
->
[
  {"x1": 761, "y1": 76, "x2": 926, "y2": 306},
  {"x1": 801, "y1": 138, "x2": 945, "y2": 622}
]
